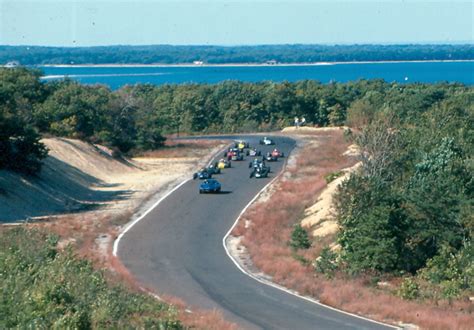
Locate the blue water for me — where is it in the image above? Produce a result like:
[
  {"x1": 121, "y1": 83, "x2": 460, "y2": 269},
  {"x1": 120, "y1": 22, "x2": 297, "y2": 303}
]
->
[{"x1": 39, "y1": 61, "x2": 474, "y2": 89}]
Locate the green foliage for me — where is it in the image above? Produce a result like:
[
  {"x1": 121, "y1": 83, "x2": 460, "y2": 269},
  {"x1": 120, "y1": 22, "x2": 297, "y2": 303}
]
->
[
  {"x1": 338, "y1": 200, "x2": 403, "y2": 273},
  {"x1": 0, "y1": 227, "x2": 182, "y2": 329},
  {"x1": 403, "y1": 138, "x2": 469, "y2": 270},
  {"x1": 290, "y1": 224, "x2": 311, "y2": 250},
  {"x1": 0, "y1": 68, "x2": 48, "y2": 174},
  {"x1": 314, "y1": 247, "x2": 338, "y2": 278},
  {"x1": 324, "y1": 171, "x2": 344, "y2": 184},
  {"x1": 334, "y1": 85, "x2": 473, "y2": 302},
  {"x1": 397, "y1": 277, "x2": 420, "y2": 300},
  {"x1": 419, "y1": 243, "x2": 473, "y2": 299},
  {"x1": 328, "y1": 104, "x2": 345, "y2": 126}
]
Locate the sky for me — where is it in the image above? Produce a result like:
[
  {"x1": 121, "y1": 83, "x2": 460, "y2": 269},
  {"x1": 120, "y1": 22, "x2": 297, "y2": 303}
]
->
[{"x1": 0, "y1": 0, "x2": 472, "y2": 46}]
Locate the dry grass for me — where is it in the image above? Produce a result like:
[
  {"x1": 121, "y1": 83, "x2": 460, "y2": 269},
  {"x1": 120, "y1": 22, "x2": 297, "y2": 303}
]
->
[
  {"x1": 163, "y1": 296, "x2": 238, "y2": 330},
  {"x1": 136, "y1": 139, "x2": 228, "y2": 158},
  {"x1": 234, "y1": 129, "x2": 473, "y2": 329}
]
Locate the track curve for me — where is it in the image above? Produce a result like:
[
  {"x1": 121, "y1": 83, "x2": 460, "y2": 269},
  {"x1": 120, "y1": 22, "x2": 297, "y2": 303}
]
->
[{"x1": 116, "y1": 135, "x2": 395, "y2": 330}]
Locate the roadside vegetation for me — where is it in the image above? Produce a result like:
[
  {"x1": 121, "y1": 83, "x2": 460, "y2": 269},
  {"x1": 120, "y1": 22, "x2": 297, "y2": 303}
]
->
[
  {"x1": 0, "y1": 227, "x2": 182, "y2": 329},
  {"x1": 233, "y1": 129, "x2": 472, "y2": 328},
  {"x1": 232, "y1": 82, "x2": 472, "y2": 327}
]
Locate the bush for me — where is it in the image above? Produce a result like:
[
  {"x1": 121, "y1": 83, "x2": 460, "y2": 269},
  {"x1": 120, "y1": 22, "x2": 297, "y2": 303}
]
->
[
  {"x1": 418, "y1": 243, "x2": 473, "y2": 300},
  {"x1": 397, "y1": 277, "x2": 420, "y2": 300},
  {"x1": 324, "y1": 171, "x2": 344, "y2": 184},
  {"x1": 289, "y1": 224, "x2": 311, "y2": 250},
  {"x1": 314, "y1": 247, "x2": 338, "y2": 278},
  {"x1": 0, "y1": 227, "x2": 182, "y2": 329}
]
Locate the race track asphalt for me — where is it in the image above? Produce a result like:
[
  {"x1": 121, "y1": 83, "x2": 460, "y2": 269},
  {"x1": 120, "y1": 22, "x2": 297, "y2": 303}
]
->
[{"x1": 117, "y1": 135, "x2": 395, "y2": 330}]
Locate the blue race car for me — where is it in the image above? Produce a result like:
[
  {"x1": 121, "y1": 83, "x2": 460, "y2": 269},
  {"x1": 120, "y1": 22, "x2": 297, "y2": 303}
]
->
[
  {"x1": 193, "y1": 168, "x2": 212, "y2": 180},
  {"x1": 199, "y1": 179, "x2": 222, "y2": 194}
]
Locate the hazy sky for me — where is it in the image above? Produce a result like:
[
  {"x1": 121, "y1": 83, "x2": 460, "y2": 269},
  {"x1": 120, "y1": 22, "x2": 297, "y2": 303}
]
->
[{"x1": 0, "y1": 1, "x2": 472, "y2": 46}]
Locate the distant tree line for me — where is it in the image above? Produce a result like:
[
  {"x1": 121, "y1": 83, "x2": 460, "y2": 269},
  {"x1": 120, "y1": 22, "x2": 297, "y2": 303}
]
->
[{"x1": 1, "y1": 44, "x2": 473, "y2": 65}]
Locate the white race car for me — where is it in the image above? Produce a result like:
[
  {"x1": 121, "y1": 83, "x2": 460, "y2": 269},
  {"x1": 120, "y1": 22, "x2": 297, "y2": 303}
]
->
[{"x1": 259, "y1": 137, "x2": 275, "y2": 145}]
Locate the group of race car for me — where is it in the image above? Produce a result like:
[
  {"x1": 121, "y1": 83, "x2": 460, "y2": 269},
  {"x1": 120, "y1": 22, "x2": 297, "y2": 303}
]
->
[{"x1": 194, "y1": 137, "x2": 285, "y2": 194}]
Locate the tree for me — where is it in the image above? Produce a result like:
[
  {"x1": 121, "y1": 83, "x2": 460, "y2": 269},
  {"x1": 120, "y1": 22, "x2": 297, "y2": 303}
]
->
[
  {"x1": 328, "y1": 103, "x2": 345, "y2": 126},
  {"x1": 290, "y1": 224, "x2": 311, "y2": 250},
  {"x1": 336, "y1": 174, "x2": 405, "y2": 273},
  {"x1": 402, "y1": 138, "x2": 470, "y2": 271},
  {"x1": 35, "y1": 82, "x2": 110, "y2": 140},
  {"x1": 0, "y1": 68, "x2": 48, "y2": 174}
]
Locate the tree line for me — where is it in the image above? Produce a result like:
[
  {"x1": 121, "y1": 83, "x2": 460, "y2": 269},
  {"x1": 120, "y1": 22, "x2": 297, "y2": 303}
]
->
[
  {"x1": 1, "y1": 44, "x2": 473, "y2": 65},
  {"x1": 1, "y1": 67, "x2": 471, "y2": 171}
]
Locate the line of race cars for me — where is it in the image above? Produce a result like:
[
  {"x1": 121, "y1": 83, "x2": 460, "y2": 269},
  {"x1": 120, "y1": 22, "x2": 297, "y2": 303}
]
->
[{"x1": 194, "y1": 137, "x2": 285, "y2": 194}]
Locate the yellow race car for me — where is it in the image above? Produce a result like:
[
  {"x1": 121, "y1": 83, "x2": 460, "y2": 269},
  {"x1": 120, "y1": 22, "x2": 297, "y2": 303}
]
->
[
  {"x1": 217, "y1": 158, "x2": 231, "y2": 169},
  {"x1": 234, "y1": 140, "x2": 250, "y2": 151}
]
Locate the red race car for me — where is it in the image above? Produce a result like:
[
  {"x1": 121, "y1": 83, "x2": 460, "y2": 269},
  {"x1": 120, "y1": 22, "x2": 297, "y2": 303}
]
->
[
  {"x1": 271, "y1": 148, "x2": 285, "y2": 158},
  {"x1": 225, "y1": 148, "x2": 244, "y2": 161}
]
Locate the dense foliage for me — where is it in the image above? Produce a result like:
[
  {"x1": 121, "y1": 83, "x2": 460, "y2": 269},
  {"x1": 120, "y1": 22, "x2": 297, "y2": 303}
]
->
[
  {"x1": 334, "y1": 85, "x2": 473, "y2": 299},
  {"x1": 1, "y1": 67, "x2": 473, "y2": 179},
  {"x1": 290, "y1": 224, "x2": 311, "y2": 250},
  {"x1": 0, "y1": 227, "x2": 182, "y2": 328},
  {"x1": 0, "y1": 68, "x2": 47, "y2": 174},
  {"x1": 1, "y1": 44, "x2": 473, "y2": 65}
]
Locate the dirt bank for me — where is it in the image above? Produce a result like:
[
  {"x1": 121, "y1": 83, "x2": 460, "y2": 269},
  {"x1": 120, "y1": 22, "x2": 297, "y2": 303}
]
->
[{"x1": 0, "y1": 138, "x2": 224, "y2": 223}]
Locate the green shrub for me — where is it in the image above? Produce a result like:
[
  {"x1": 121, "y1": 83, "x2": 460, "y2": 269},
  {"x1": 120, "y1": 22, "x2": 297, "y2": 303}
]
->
[
  {"x1": 0, "y1": 227, "x2": 182, "y2": 329},
  {"x1": 289, "y1": 224, "x2": 311, "y2": 250},
  {"x1": 397, "y1": 277, "x2": 420, "y2": 300},
  {"x1": 324, "y1": 171, "x2": 344, "y2": 184},
  {"x1": 314, "y1": 247, "x2": 338, "y2": 278}
]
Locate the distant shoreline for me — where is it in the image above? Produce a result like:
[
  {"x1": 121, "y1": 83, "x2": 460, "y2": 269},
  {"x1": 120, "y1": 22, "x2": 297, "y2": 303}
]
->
[{"x1": 38, "y1": 59, "x2": 474, "y2": 68}]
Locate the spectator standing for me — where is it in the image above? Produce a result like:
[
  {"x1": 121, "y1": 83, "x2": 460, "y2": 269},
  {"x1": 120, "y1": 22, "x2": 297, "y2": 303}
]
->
[{"x1": 294, "y1": 116, "x2": 299, "y2": 128}]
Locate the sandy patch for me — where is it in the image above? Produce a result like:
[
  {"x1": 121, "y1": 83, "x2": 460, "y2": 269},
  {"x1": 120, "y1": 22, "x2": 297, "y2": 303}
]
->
[
  {"x1": 301, "y1": 162, "x2": 361, "y2": 237},
  {"x1": 343, "y1": 144, "x2": 360, "y2": 157},
  {"x1": 0, "y1": 138, "x2": 225, "y2": 222},
  {"x1": 281, "y1": 126, "x2": 349, "y2": 134}
]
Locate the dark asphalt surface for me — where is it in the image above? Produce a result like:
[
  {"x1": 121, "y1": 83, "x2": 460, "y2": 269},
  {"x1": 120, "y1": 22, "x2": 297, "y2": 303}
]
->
[{"x1": 118, "y1": 135, "x2": 394, "y2": 330}]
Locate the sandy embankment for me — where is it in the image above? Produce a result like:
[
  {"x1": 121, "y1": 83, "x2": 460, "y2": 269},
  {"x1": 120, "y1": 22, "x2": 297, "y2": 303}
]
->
[
  {"x1": 300, "y1": 155, "x2": 361, "y2": 238},
  {"x1": 0, "y1": 137, "x2": 224, "y2": 223},
  {"x1": 283, "y1": 126, "x2": 362, "y2": 239}
]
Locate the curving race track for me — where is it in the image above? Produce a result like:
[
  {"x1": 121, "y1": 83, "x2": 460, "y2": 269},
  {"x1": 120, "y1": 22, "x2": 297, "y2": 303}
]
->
[{"x1": 115, "y1": 136, "x2": 395, "y2": 330}]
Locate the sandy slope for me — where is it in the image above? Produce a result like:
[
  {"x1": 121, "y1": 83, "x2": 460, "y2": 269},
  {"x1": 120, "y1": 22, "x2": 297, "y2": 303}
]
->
[
  {"x1": 299, "y1": 142, "x2": 360, "y2": 239},
  {"x1": 301, "y1": 161, "x2": 361, "y2": 238},
  {"x1": 0, "y1": 138, "x2": 208, "y2": 222}
]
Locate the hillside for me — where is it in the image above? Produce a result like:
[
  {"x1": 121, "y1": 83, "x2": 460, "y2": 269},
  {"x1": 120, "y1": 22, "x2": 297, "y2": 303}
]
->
[{"x1": 0, "y1": 138, "x2": 199, "y2": 222}]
